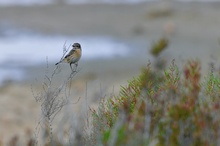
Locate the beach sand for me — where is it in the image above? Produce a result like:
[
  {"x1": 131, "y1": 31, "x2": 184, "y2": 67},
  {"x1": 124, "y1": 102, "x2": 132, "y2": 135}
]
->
[{"x1": 1, "y1": 1, "x2": 220, "y2": 144}]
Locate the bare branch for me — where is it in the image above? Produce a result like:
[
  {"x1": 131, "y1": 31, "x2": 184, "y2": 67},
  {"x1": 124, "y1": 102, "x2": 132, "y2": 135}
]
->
[{"x1": 32, "y1": 42, "x2": 81, "y2": 145}]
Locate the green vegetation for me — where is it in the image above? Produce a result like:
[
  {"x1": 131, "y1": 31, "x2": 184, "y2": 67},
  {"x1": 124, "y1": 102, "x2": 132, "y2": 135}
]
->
[{"x1": 85, "y1": 38, "x2": 220, "y2": 146}]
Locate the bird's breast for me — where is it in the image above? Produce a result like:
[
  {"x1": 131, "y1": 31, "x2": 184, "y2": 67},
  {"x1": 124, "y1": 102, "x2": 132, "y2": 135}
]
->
[{"x1": 75, "y1": 49, "x2": 82, "y2": 58}]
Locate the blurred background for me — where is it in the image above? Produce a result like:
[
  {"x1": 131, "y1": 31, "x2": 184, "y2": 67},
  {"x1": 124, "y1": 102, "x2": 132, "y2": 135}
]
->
[{"x1": 1, "y1": 0, "x2": 220, "y2": 144}]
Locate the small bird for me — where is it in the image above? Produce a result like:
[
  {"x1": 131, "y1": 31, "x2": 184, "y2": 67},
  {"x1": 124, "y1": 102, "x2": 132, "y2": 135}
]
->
[{"x1": 55, "y1": 43, "x2": 82, "y2": 71}]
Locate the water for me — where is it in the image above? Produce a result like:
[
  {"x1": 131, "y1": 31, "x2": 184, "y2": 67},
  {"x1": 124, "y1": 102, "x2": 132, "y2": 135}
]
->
[
  {"x1": 0, "y1": 31, "x2": 130, "y2": 84},
  {"x1": 0, "y1": 0, "x2": 216, "y2": 84},
  {"x1": 0, "y1": 35, "x2": 129, "y2": 65}
]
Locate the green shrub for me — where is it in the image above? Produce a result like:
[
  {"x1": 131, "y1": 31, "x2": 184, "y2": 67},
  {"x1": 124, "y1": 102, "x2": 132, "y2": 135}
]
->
[{"x1": 88, "y1": 59, "x2": 220, "y2": 146}]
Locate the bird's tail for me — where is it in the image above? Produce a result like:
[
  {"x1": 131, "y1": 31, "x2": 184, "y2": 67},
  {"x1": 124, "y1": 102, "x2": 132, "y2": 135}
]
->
[
  {"x1": 55, "y1": 61, "x2": 61, "y2": 65},
  {"x1": 55, "y1": 59, "x2": 66, "y2": 65}
]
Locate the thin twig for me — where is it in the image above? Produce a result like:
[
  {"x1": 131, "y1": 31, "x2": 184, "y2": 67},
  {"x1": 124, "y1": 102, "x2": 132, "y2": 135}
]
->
[{"x1": 32, "y1": 42, "x2": 82, "y2": 145}]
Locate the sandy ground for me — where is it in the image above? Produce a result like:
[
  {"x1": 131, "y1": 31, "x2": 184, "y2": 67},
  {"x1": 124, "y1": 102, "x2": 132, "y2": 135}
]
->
[{"x1": 1, "y1": 1, "x2": 220, "y2": 144}]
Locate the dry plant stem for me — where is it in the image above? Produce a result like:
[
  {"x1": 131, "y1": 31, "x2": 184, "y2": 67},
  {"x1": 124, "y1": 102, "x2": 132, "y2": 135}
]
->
[{"x1": 32, "y1": 43, "x2": 81, "y2": 145}]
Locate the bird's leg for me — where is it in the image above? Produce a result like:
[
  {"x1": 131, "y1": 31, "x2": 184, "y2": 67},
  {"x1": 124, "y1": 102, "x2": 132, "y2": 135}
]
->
[
  {"x1": 70, "y1": 63, "x2": 78, "y2": 73},
  {"x1": 70, "y1": 63, "x2": 74, "y2": 72},
  {"x1": 75, "y1": 63, "x2": 78, "y2": 70}
]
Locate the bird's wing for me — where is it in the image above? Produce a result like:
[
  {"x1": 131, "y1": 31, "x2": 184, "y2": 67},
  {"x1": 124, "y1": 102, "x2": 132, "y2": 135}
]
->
[{"x1": 65, "y1": 49, "x2": 75, "y2": 58}]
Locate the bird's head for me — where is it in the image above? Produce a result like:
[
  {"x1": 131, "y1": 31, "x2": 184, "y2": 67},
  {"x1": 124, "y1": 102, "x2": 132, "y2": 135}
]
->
[{"x1": 72, "y1": 43, "x2": 81, "y2": 50}]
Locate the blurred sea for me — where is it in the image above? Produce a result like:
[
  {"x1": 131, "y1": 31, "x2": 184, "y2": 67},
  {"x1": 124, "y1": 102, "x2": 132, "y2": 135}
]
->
[
  {"x1": 0, "y1": 28, "x2": 130, "y2": 84},
  {"x1": 0, "y1": 0, "x2": 218, "y2": 84}
]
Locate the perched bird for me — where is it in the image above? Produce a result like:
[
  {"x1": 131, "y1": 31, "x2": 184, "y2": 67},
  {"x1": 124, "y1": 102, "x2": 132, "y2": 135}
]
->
[{"x1": 55, "y1": 43, "x2": 82, "y2": 71}]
